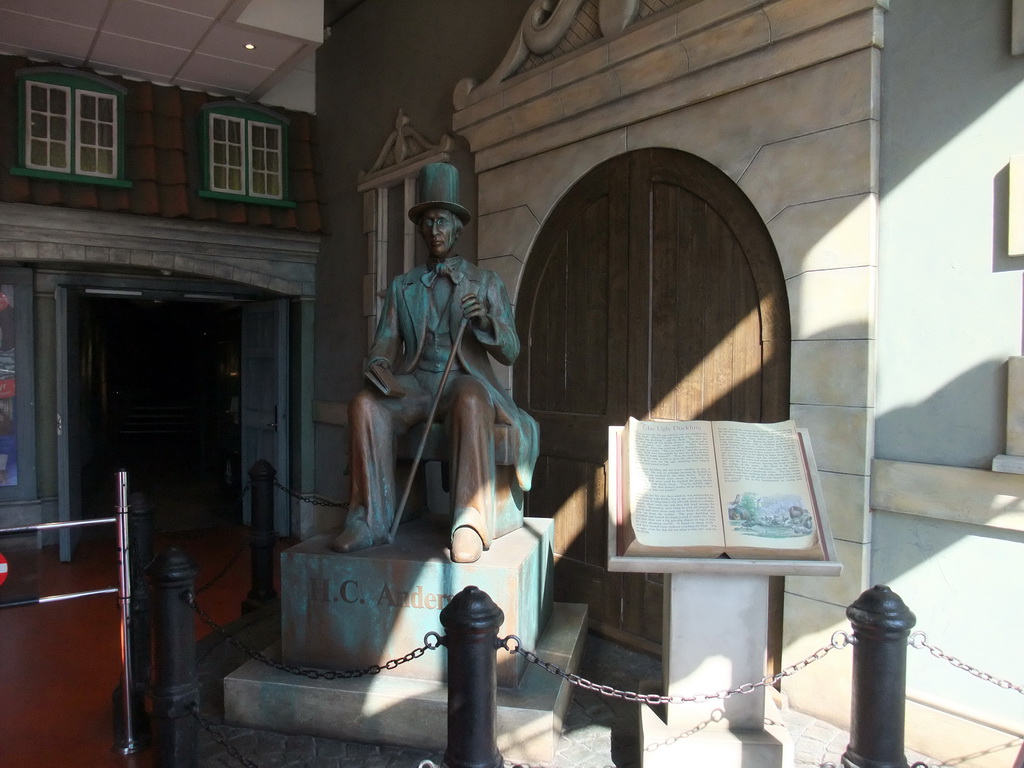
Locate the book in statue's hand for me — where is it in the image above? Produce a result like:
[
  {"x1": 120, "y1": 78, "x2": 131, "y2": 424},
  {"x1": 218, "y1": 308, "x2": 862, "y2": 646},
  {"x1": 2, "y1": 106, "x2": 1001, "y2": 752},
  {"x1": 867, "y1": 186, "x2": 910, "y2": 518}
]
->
[
  {"x1": 610, "y1": 417, "x2": 826, "y2": 561},
  {"x1": 365, "y1": 361, "x2": 406, "y2": 398}
]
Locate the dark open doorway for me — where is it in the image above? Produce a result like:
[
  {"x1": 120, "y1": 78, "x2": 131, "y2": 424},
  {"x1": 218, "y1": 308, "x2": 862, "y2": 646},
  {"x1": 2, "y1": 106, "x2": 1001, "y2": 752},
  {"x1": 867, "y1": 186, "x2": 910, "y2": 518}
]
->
[{"x1": 79, "y1": 296, "x2": 244, "y2": 533}]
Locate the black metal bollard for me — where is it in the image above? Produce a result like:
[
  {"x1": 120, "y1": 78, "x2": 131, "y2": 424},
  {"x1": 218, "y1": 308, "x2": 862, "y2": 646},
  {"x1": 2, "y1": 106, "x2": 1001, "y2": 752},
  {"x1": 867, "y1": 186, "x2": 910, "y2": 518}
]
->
[
  {"x1": 440, "y1": 586, "x2": 504, "y2": 768},
  {"x1": 129, "y1": 491, "x2": 155, "y2": 693},
  {"x1": 243, "y1": 459, "x2": 278, "y2": 613},
  {"x1": 113, "y1": 491, "x2": 155, "y2": 750},
  {"x1": 147, "y1": 547, "x2": 199, "y2": 768},
  {"x1": 841, "y1": 584, "x2": 917, "y2": 768}
]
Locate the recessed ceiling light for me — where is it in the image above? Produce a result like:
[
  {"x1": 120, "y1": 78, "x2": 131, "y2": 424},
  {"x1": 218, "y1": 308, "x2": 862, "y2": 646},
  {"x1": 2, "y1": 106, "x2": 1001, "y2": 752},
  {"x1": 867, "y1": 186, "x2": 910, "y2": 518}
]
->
[{"x1": 245, "y1": 43, "x2": 256, "y2": 50}]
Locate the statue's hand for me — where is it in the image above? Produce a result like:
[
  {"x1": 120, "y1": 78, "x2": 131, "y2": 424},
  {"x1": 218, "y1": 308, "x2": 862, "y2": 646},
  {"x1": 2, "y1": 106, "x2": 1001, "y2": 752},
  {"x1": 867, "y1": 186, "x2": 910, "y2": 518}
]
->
[{"x1": 461, "y1": 293, "x2": 492, "y2": 333}]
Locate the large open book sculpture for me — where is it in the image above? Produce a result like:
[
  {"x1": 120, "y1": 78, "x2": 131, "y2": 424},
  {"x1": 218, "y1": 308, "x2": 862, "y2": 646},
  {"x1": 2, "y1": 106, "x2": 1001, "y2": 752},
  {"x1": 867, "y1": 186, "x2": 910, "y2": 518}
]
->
[{"x1": 609, "y1": 418, "x2": 829, "y2": 561}]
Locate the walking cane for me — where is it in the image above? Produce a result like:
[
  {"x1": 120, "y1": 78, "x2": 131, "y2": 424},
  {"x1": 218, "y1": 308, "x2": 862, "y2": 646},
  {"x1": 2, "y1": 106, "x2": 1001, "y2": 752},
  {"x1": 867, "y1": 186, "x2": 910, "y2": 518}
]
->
[{"x1": 388, "y1": 316, "x2": 469, "y2": 544}]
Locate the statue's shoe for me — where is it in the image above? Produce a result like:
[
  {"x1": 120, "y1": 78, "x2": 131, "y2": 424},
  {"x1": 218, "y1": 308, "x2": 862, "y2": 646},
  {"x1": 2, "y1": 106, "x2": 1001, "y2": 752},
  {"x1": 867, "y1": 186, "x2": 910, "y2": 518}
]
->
[
  {"x1": 450, "y1": 524, "x2": 484, "y2": 563},
  {"x1": 330, "y1": 516, "x2": 378, "y2": 553}
]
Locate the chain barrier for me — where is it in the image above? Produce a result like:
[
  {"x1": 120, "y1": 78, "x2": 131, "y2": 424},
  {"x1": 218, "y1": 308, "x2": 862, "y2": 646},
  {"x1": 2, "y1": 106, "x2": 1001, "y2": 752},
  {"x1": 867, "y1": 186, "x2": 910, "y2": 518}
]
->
[
  {"x1": 273, "y1": 478, "x2": 347, "y2": 508},
  {"x1": 181, "y1": 587, "x2": 1017, "y2": 768},
  {"x1": 189, "y1": 703, "x2": 260, "y2": 768},
  {"x1": 195, "y1": 540, "x2": 249, "y2": 595},
  {"x1": 498, "y1": 630, "x2": 854, "y2": 706},
  {"x1": 909, "y1": 631, "x2": 1024, "y2": 695},
  {"x1": 185, "y1": 590, "x2": 442, "y2": 679}
]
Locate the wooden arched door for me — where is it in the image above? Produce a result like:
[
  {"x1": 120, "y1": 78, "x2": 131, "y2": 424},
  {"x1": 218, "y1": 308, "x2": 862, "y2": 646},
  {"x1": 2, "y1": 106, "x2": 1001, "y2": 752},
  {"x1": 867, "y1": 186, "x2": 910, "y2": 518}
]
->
[{"x1": 515, "y1": 148, "x2": 791, "y2": 649}]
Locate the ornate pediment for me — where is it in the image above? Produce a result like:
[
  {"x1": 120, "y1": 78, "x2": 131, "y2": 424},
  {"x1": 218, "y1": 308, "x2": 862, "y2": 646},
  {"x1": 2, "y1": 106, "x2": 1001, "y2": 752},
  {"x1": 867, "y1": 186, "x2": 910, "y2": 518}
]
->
[{"x1": 358, "y1": 109, "x2": 454, "y2": 189}]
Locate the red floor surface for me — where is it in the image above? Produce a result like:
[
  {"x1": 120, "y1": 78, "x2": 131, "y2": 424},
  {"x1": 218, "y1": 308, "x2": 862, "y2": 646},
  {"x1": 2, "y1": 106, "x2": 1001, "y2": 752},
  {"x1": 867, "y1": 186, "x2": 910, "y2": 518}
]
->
[{"x1": 0, "y1": 525, "x2": 285, "y2": 768}]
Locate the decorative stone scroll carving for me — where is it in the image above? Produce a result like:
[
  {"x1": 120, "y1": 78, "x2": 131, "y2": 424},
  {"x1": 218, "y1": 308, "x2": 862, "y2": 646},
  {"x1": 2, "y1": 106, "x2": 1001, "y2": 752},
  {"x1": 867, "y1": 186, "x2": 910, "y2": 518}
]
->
[{"x1": 455, "y1": 0, "x2": 650, "y2": 109}]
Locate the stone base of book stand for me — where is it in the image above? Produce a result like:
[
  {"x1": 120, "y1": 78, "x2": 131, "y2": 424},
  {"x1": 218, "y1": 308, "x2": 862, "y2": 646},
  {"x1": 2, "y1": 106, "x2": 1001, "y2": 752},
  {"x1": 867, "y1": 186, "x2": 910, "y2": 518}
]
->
[
  {"x1": 638, "y1": 572, "x2": 795, "y2": 768},
  {"x1": 639, "y1": 698, "x2": 791, "y2": 768}
]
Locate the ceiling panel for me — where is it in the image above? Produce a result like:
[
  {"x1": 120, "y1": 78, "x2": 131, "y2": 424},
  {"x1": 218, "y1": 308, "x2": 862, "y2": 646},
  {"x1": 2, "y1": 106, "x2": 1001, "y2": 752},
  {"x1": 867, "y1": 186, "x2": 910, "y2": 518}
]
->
[
  {"x1": 197, "y1": 23, "x2": 305, "y2": 68},
  {"x1": 0, "y1": 11, "x2": 96, "y2": 61},
  {"x1": 104, "y1": 0, "x2": 211, "y2": 50},
  {"x1": 0, "y1": 0, "x2": 324, "y2": 105},
  {"x1": 176, "y1": 52, "x2": 273, "y2": 94},
  {"x1": 0, "y1": 0, "x2": 108, "y2": 28},
  {"x1": 91, "y1": 32, "x2": 192, "y2": 79},
  {"x1": 147, "y1": 0, "x2": 233, "y2": 19}
]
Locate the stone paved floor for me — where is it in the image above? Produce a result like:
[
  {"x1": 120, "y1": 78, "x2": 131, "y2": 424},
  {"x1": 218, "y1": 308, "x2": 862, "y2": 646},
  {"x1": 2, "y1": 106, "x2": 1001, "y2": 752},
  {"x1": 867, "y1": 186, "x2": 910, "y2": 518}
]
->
[{"x1": 194, "y1": 604, "x2": 941, "y2": 768}]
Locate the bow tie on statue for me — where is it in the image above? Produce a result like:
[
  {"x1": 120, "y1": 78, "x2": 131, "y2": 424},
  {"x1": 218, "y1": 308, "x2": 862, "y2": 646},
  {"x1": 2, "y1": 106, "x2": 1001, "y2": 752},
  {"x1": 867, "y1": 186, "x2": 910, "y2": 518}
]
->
[{"x1": 423, "y1": 257, "x2": 465, "y2": 286}]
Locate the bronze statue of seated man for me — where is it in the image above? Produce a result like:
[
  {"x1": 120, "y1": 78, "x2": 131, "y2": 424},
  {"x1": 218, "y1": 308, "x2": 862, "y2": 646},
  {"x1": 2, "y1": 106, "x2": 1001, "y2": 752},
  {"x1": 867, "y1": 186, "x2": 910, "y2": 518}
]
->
[{"x1": 332, "y1": 162, "x2": 538, "y2": 563}]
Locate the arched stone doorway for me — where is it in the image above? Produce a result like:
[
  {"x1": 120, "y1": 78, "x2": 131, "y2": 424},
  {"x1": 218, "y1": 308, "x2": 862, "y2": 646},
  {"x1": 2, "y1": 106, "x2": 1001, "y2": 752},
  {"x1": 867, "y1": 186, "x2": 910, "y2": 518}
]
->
[{"x1": 514, "y1": 148, "x2": 791, "y2": 649}]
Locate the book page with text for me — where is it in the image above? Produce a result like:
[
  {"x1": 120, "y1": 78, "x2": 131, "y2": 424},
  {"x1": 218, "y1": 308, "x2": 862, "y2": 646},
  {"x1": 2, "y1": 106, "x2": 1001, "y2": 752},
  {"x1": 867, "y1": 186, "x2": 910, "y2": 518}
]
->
[
  {"x1": 712, "y1": 421, "x2": 818, "y2": 551},
  {"x1": 626, "y1": 418, "x2": 724, "y2": 548}
]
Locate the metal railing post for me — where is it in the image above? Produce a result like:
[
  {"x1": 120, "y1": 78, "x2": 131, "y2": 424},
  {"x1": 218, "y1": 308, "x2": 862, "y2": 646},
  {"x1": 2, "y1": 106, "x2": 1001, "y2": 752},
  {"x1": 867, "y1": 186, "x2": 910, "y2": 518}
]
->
[
  {"x1": 113, "y1": 470, "x2": 147, "y2": 754},
  {"x1": 147, "y1": 547, "x2": 199, "y2": 768},
  {"x1": 841, "y1": 584, "x2": 917, "y2": 768},
  {"x1": 243, "y1": 459, "x2": 277, "y2": 613},
  {"x1": 440, "y1": 586, "x2": 504, "y2": 768},
  {"x1": 113, "y1": 488, "x2": 154, "y2": 752}
]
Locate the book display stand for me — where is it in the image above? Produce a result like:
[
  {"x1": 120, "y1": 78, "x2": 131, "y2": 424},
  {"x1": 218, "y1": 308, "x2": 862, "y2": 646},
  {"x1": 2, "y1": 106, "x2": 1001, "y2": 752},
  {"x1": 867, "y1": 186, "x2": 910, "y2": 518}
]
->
[{"x1": 607, "y1": 425, "x2": 842, "y2": 768}]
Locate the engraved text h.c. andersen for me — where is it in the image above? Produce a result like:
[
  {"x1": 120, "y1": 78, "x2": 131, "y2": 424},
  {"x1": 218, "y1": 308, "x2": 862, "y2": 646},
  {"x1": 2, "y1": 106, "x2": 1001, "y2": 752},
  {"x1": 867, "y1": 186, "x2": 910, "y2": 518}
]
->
[{"x1": 308, "y1": 578, "x2": 456, "y2": 610}]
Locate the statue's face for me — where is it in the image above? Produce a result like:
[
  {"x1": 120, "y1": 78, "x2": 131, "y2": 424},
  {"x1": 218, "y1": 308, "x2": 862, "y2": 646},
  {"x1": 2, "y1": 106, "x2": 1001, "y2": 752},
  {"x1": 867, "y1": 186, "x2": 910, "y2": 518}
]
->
[{"x1": 418, "y1": 208, "x2": 460, "y2": 259}]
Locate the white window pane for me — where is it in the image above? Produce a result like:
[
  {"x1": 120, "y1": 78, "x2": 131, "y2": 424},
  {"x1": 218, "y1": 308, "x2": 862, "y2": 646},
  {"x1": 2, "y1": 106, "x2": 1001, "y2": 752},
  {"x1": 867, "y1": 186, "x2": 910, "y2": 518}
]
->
[
  {"x1": 29, "y1": 84, "x2": 47, "y2": 111},
  {"x1": 80, "y1": 146, "x2": 97, "y2": 172},
  {"x1": 30, "y1": 113, "x2": 46, "y2": 138},
  {"x1": 80, "y1": 94, "x2": 95, "y2": 120},
  {"x1": 76, "y1": 91, "x2": 118, "y2": 177},
  {"x1": 98, "y1": 149, "x2": 113, "y2": 175},
  {"x1": 30, "y1": 140, "x2": 47, "y2": 165},
  {"x1": 50, "y1": 116, "x2": 66, "y2": 140},
  {"x1": 25, "y1": 82, "x2": 71, "y2": 172},
  {"x1": 51, "y1": 143, "x2": 67, "y2": 168}
]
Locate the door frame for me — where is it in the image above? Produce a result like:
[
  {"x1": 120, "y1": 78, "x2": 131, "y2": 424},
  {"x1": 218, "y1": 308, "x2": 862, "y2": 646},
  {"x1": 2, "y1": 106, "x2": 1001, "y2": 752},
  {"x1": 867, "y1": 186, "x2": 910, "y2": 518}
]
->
[
  {"x1": 54, "y1": 274, "x2": 281, "y2": 557},
  {"x1": 240, "y1": 298, "x2": 291, "y2": 535}
]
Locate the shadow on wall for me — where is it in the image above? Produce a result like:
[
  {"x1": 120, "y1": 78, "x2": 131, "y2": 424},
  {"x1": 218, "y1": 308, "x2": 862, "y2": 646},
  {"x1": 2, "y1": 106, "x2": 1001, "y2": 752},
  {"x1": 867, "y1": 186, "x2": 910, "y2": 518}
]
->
[{"x1": 875, "y1": 358, "x2": 1009, "y2": 470}]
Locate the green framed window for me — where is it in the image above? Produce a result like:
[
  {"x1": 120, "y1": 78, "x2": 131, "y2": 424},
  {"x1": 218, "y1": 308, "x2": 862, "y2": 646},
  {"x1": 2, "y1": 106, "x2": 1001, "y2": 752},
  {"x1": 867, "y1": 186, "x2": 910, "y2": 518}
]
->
[
  {"x1": 13, "y1": 68, "x2": 130, "y2": 187},
  {"x1": 200, "y1": 103, "x2": 294, "y2": 207}
]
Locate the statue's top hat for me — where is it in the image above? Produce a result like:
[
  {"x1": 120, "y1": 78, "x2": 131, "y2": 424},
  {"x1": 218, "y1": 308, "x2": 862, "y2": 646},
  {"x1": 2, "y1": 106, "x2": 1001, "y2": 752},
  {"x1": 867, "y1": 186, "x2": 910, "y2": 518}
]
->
[{"x1": 408, "y1": 162, "x2": 472, "y2": 225}]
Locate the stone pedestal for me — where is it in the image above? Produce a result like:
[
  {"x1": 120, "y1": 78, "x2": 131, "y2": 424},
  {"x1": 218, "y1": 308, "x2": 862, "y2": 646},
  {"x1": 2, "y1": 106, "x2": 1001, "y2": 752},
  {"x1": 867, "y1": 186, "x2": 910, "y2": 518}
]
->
[
  {"x1": 224, "y1": 602, "x2": 587, "y2": 763},
  {"x1": 280, "y1": 516, "x2": 553, "y2": 688},
  {"x1": 226, "y1": 516, "x2": 588, "y2": 762},
  {"x1": 639, "y1": 573, "x2": 794, "y2": 768}
]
